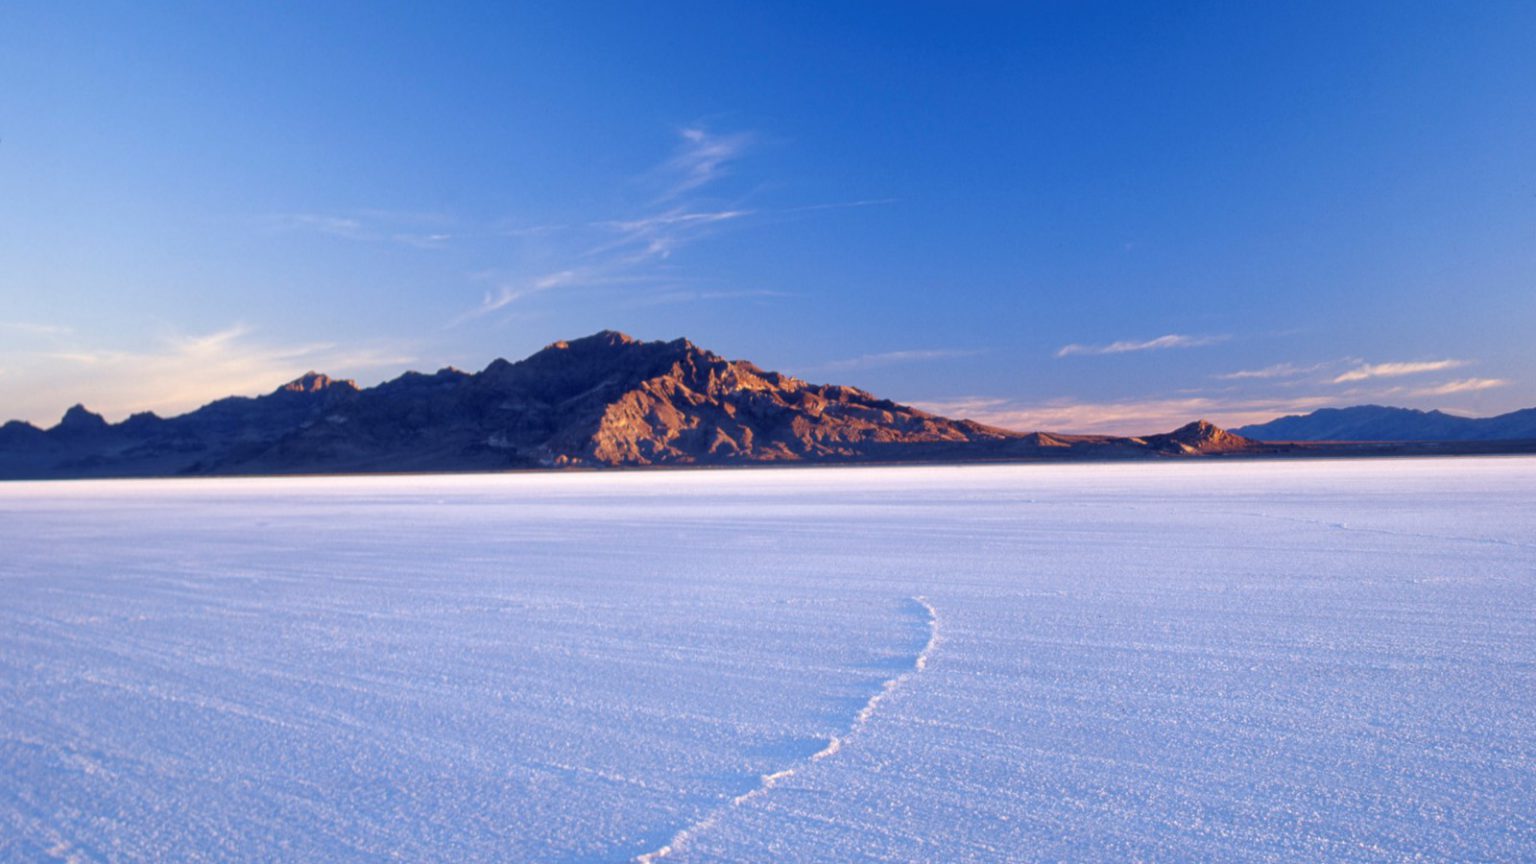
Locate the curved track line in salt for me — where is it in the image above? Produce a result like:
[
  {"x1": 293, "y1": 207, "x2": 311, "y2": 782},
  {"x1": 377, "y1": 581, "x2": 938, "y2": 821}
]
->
[{"x1": 636, "y1": 596, "x2": 940, "y2": 864}]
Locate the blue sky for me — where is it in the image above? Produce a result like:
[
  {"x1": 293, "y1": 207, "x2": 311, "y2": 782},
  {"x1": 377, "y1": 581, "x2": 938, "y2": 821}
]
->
[{"x1": 2, "y1": 1, "x2": 1533, "y2": 433}]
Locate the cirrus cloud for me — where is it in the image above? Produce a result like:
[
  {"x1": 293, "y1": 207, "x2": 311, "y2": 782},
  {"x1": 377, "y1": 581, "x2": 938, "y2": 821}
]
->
[
  {"x1": 1056, "y1": 334, "x2": 1228, "y2": 358},
  {"x1": 659, "y1": 127, "x2": 753, "y2": 200},
  {"x1": 1333, "y1": 359, "x2": 1467, "y2": 383},
  {"x1": 1410, "y1": 377, "x2": 1508, "y2": 396},
  {"x1": 459, "y1": 126, "x2": 891, "y2": 321},
  {"x1": 814, "y1": 348, "x2": 984, "y2": 373},
  {"x1": 1214, "y1": 362, "x2": 1325, "y2": 381}
]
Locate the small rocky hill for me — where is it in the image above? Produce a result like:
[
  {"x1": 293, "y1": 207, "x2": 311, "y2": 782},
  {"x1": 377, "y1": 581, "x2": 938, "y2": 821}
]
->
[{"x1": 1138, "y1": 420, "x2": 1257, "y2": 454}]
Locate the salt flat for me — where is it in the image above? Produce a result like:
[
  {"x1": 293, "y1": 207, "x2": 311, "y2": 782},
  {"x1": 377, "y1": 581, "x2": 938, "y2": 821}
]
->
[{"x1": 1, "y1": 458, "x2": 1533, "y2": 862}]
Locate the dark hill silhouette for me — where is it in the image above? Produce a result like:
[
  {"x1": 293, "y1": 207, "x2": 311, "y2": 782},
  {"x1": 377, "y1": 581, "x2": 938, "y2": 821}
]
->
[{"x1": 1234, "y1": 405, "x2": 1536, "y2": 442}]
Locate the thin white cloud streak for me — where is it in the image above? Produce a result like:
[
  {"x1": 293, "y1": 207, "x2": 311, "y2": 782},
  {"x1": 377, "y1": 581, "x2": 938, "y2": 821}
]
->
[
  {"x1": 815, "y1": 349, "x2": 983, "y2": 373},
  {"x1": 1333, "y1": 359, "x2": 1467, "y2": 383},
  {"x1": 627, "y1": 288, "x2": 793, "y2": 308},
  {"x1": 391, "y1": 233, "x2": 453, "y2": 250},
  {"x1": 2, "y1": 325, "x2": 414, "y2": 425},
  {"x1": 456, "y1": 270, "x2": 670, "y2": 325},
  {"x1": 590, "y1": 208, "x2": 754, "y2": 261},
  {"x1": 496, "y1": 222, "x2": 570, "y2": 238},
  {"x1": 268, "y1": 213, "x2": 366, "y2": 238},
  {"x1": 352, "y1": 208, "x2": 453, "y2": 225},
  {"x1": 267, "y1": 212, "x2": 454, "y2": 249},
  {"x1": 601, "y1": 210, "x2": 752, "y2": 234},
  {"x1": 0, "y1": 321, "x2": 74, "y2": 341},
  {"x1": 1410, "y1": 377, "x2": 1508, "y2": 396},
  {"x1": 774, "y1": 198, "x2": 901, "y2": 215},
  {"x1": 475, "y1": 269, "x2": 585, "y2": 316},
  {"x1": 1055, "y1": 334, "x2": 1228, "y2": 358},
  {"x1": 1215, "y1": 362, "x2": 1325, "y2": 381}
]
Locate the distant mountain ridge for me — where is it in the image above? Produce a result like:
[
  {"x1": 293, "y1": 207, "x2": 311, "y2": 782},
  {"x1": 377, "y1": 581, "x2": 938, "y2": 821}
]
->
[
  {"x1": 1234, "y1": 405, "x2": 1536, "y2": 442},
  {"x1": 0, "y1": 330, "x2": 1280, "y2": 479}
]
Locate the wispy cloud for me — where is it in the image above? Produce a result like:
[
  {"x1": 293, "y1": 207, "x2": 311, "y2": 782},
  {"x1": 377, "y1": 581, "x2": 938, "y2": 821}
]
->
[
  {"x1": 1215, "y1": 361, "x2": 1324, "y2": 381},
  {"x1": 474, "y1": 269, "x2": 587, "y2": 316},
  {"x1": 266, "y1": 211, "x2": 454, "y2": 248},
  {"x1": 626, "y1": 288, "x2": 793, "y2": 308},
  {"x1": 459, "y1": 266, "x2": 687, "y2": 325},
  {"x1": 265, "y1": 127, "x2": 886, "y2": 324},
  {"x1": 775, "y1": 198, "x2": 901, "y2": 215},
  {"x1": 815, "y1": 349, "x2": 983, "y2": 373},
  {"x1": 592, "y1": 208, "x2": 754, "y2": 261},
  {"x1": 659, "y1": 127, "x2": 753, "y2": 200},
  {"x1": 0, "y1": 321, "x2": 73, "y2": 338},
  {"x1": 268, "y1": 213, "x2": 367, "y2": 239},
  {"x1": 4, "y1": 325, "x2": 414, "y2": 425},
  {"x1": 1410, "y1": 377, "x2": 1508, "y2": 396},
  {"x1": 1056, "y1": 333, "x2": 1227, "y2": 358},
  {"x1": 390, "y1": 233, "x2": 453, "y2": 250},
  {"x1": 459, "y1": 126, "x2": 890, "y2": 322},
  {"x1": 453, "y1": 129, "x2": 762, "y2": 321},
  {"x1": 1333, "y1": 359, "x2": 1467, "y2": 383},
  {"x1": 495, "y1": 221, "x2": 570, "y2": 238}
]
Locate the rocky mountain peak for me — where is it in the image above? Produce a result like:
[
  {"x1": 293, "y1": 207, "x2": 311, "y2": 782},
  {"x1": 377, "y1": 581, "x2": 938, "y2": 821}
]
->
[
  {"x1": 541, "y1": 330, "x2": 641, "y2": 353},
  {"x1": 279, "y1": 372, "x2": 357, "y2": 395},
  {"x1": 482, "y1": 331, "x2": 711, "y2": 396},
  {"x1": 1173, "y1": 419, "x2": 1221, "y2": 439},
  {"x1": 1153, "y1": 420, "x2": 1252, "y2": 453}
]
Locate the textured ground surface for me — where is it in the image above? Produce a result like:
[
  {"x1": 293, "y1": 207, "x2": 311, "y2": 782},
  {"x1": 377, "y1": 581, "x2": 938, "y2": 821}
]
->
[{"x1": 1, "y1": 458, "x2": 1533, "y2": 862}]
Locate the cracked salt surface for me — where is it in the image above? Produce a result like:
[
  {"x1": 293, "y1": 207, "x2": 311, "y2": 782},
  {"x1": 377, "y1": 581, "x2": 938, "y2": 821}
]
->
[{"x1": 1, "y1": 458, "x2": 1534, "y2": 861}]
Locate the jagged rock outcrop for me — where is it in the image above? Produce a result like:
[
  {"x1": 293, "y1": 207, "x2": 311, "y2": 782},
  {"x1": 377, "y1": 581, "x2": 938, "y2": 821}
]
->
[
  {"x1": 556, "y1": 332, "x2": 1012, "y2": 465},
  {"x1": 280, "y1": 372, "x2": 355, "y2": 394}
]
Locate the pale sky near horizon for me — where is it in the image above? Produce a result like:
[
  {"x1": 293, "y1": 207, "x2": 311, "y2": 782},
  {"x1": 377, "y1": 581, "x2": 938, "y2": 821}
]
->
[{"x1": 2, "y1": 2, "x2": 1534, "y2": 434}]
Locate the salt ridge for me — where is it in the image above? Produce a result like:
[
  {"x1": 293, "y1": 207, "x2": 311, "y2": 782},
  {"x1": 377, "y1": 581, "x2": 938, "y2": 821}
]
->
[{"x1": 636, "y1": 596, "x2": 940, "y2": 863}]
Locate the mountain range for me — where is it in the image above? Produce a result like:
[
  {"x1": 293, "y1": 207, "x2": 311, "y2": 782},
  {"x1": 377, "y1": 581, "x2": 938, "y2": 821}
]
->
[
  {"x1": 1234, "y1": 405, "x2": 1536, "y2": 442},
  {"x1": 1, "y1": 331, "x2": 1282, "y2": 479},
  {"x1": 4, "y1": 331, "x2": 1533, "y2": 479}
]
